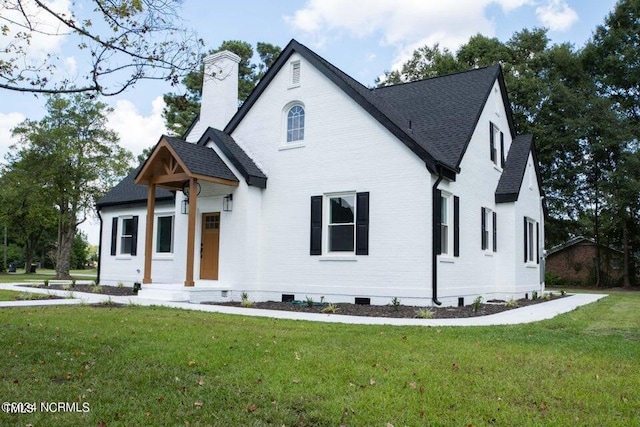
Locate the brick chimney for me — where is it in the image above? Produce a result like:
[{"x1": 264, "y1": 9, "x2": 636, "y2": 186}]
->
[{"x1": 200, "y1": 51, "x2": 241, "y2": 130}]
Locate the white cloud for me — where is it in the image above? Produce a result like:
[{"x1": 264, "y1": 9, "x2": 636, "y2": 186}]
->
[
  {"x1": 536, "y1": 0, "x2": 578, "y2": 31},
  {"x1": 1, "y1": 0, "x2": 72, "y2": 59},
  {"x1": 0, "y1": 112, "x2": 26, "y2": 162},
  {"x1": 285, "y1": 0, "x2": 577, "y2": 75},
  {"x1": 107, "y1": 96, "x2": 167, "y2": 161}
]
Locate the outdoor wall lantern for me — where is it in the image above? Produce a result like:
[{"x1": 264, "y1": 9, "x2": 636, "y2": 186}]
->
[
  {"x1": 223, "y1": 194, "x2": 233, "y2": 212},
  {"x1": 180, "y1": 181, "x2": 201, "y2": 215}
]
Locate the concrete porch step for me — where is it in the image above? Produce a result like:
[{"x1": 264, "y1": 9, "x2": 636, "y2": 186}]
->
[{"x1": 137, "y1": 283, "x2": 231, "y2": 303}]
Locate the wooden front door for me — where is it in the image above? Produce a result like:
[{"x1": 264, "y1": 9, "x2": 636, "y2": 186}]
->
[{"x1": 200, "y1": 212, "x2": 220, "y2": 280}]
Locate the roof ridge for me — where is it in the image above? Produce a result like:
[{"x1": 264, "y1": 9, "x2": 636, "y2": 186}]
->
[{"x1": 374, "y1": 64, "x2": 501, "y2": 91}]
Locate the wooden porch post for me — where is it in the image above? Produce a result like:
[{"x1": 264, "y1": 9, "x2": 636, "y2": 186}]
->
[
  {"x1": 143, "y1": 183, "x2": 156, "y2": 284},
  {"x1": 185, "y1": 178, "x2": 198, "y2": 287}
]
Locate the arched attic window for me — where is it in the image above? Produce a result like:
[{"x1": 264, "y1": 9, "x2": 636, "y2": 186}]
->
[{"x1": 286, "y1": 104, "x2": 305, "y2": 143}]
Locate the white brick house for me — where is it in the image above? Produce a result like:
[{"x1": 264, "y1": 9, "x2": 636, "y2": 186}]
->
[{"x1": 96, "y1": 40, "x2": 545, "y2": 306}]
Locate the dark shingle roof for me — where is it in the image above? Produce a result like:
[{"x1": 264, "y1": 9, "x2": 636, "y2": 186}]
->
[
  {"x1": 226, "y1": 39, "x2": 513, "y2": 173},
  {"x1": 197, "y1": 128, "x2": 267, "y2": 188},
  {"x1": 374, "y1": 66, "x2": 502, "y2": 168},
  {"x1": 96, "y1": 165, "x2": 174, "y2": 208},
  {"x1": 163, "y1": 135, "x2": 239, "y2": 182},
  {"x1": 495, "y1": 135, "x2": 533, "y2": 203}
]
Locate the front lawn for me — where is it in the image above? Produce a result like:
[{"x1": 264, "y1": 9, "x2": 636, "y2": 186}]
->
[
  {"x1": 0, "y1": 289, "x2": 58, "y2": 301},
  {"x1": 0, "y1": 290, "x2": 638, "y2": 426},
  {"x1": 0, "y1": 269, "x2": 96, "y2": 284}
]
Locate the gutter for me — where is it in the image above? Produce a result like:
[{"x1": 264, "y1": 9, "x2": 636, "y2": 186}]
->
[
  {"x1": 431, "y1": 168, "x2": 444, "y2": 306},
  {"x1": 96, "y1": 209, "x2": 103, "y2": 285}
]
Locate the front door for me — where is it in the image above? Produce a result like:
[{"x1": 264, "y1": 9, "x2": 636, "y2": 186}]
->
[{"x1": 200, "y1": 212, "x2": 220, "y2": 280}]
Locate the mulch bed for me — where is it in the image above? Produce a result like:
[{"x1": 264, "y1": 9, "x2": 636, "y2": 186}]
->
[{"x1": 208, "y1": 294, "x2": 568, "y2": 319}]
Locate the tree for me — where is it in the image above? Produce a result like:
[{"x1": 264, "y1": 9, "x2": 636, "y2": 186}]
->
[
  {"x1": 0, "y1": 151, "x2": 58, "y2": 273},
  {"x1": 162, "y1": 40, "x2": 281, "y2": 135},
  {"x1": 584, "y1": 0, "x2": 640, "y2": 287},
  {"x1": 10, "y1": 94, "x2": 132, "y2": 278},
  {"x1": 0, "y1": 0, "x2": 203, "y2": 96}
]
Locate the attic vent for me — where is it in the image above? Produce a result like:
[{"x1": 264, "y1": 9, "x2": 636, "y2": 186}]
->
[{"x1": 291, "y1": 61, "x2": 301, "y2": 86}]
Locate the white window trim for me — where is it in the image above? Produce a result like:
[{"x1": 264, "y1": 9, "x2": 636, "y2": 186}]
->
[
  {"x1": 116, "y1": 215, "x2": 134, "y2": 259},
  {"x1": 526, "y1": 217, "x2": 536, "y2": 264},
  {"x1": 482, "y1": 207, "x2": 493, "y2": 252},
  {"x1": 281, "y1": 102, "x2": 306, "y2": 147},
  {"x1": 439, "y1": 192, "x2": 454, "y2": 259},
  {"x1": 323, "y1": 191, "x2": 356, "y2": 256},
  {"x1": 289, "y1": 60, "x2": 301, "y2": 88},
  {"x1": 492, "y1": 123, "x2": 502, "y2": 170},
  {"x1": 153, "y1": 213, "x2": 174, "y2": 258}
]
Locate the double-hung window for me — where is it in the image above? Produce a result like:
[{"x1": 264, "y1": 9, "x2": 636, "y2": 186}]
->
[
  {"x1": 111, "y1": 216, "x2": 138, "y2": 256},
  {"x1": 437, "y1": 192, "x2": 459, "y2": 257},
  {"x1": 328, "y1": 194, "x2": 355, "y2": 252},
  {"x1": 490, "y1": 122, "x2": 505, "y2": 168},
  {"x1": 481, "y1": 207, "x2": 497, "y2": 252},
  {"x1": 310, "y1": 192, "x2": 369, "y2": 256},
  {"x1": 120, "y1": 217, "x2": 134, "y2": 255},
  {"x1": 524, "y1": 217, "x2": 539, "y2": 264},
  {"x1": 156, "y1": 215, "x2": 174, "y2": 254}
]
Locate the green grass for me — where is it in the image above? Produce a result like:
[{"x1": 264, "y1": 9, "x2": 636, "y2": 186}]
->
[
  {"x1": 0, "y1": 289, "x2": 56, "y2": 301},
  {"x1": 0, "y1": 269, "x2": 96, "y2": 284},
  {"x1": 0, "y1": 291, "x2": 638, "y2": 426}
]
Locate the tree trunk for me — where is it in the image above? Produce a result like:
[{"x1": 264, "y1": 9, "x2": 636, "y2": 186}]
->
[
  {"x1": 55, "y1": 222, "x2": 75, "y2": 280},
  {"x1": 623, "y1": 218, "x2": 631, "y2": 288},
  {"x1": 594, "y1": 177, "x2": 602, "y2": 287},
  {"x1": 23, "y1": 245, "x2": 33, "y2": 275}
]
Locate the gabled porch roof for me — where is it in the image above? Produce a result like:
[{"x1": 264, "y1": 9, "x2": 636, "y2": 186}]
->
[{"x1": 134, "y1": 135, "x2": 240, "y2": 190}]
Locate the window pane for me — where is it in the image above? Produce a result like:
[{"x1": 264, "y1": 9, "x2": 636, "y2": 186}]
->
[
  {"x1": 121, "y1": 236, "x2": 132, "y2": 255},
  {"x1": 528, "y1": 222, "x2": 534, "y2": 261},
  {"x1": 330, "y1": 196, "x2": 354, "y2": 224},
  {"x1": 440, "y1": 196, "x2": 447, "y2": 225},
  {"x1": 286, "y1": 105, "x2": 305, "y2": 142},
  {"x1": 441, "y1": 224, "x2": 448, "y2": 254},
  {"x1": 156, "y1": 216, "x2": 173, "y2": 253},
  {"x1": 329, "y1": 224, "x2": 354, "y2": 252},
  {"x1": 122, "y1": 218, "x2": 133, "y2": 235}
]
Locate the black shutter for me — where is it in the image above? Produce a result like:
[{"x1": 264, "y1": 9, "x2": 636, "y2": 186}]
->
[
  {"x1": 453, "y1": 196, "x2": 460, "y2": 257},
  {"x1": 310, "y1": 196, "x2": 322, "y2": 255},
  {"x1": 110, "y1": 217, "x2": 118, "y2": 256},
  {"x1": 500, "y1": 132, "x2": 505, "y2": 168},
  {"x1": 489, "y1": 123, "x2": 495, "y2": 162},
  {"x1": 536, "y1": 222, "x2": 540, "y2": 264},
  {"x1": 434, "y1": 189, "x2": 442, "y2": 255},
  {"x1": 492, "y1": 211, "x2": 497, "y2": 252},
  {"x1": 356, "y1": 192, "x2": 369, "y2": 255},
  {"x1": 130, "y1": 216, "x2": 139, "y2": 256},
  {"x1": 523, "y1": 217, "x2": 528, "y2": 262},
  {"x1": 481, "y1": 207, "x2": 487, "y2": 250}
]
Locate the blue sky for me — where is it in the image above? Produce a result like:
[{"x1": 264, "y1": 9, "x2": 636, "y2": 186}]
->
[{"x1": 0, "y1": 0, "x2": 619, "y2": 242}]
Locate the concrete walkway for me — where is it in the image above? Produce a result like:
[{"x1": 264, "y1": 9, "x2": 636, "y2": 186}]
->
[{"x1": 0, "y1": 283, "x2": 607, "y2": 326}]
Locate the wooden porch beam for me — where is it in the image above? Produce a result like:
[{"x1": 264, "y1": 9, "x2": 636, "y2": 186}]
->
[
  {"x1": 184, "y1": 178, "x2": 198, "y2": 287},
  {"x1": 142, "y1": 183, "x2": 156, "y2": 284}
]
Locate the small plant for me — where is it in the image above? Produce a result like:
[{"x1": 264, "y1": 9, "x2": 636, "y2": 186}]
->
[
  {"x1": 472, "y1": 296, "x2": 483, "y2": 312},
  {"x1": 532, "y1": 291, "x2": 538, "y2": 300},
  {"x1": 90, "y1": 284, "x2": 103, "y2": 294},
  {"x1": 391, "y1": 297, "x2": 401, "y2": 312},
  {"x1": 415, "y1": 308, "x2": 435, "y2": 319},
  {"x1": 560, "y1": 289, "x2": 566, "y2": 296},
  {"x1": 240, "y1": 292, "x2": 253, "y2": 308},
  {"x1": 62, "y1": 283, "x2": 72, "y2": 291},
  {"x1": 117, "y1": 282, "x2": 125, "y2": 288},
  {"x1": 321, "y1": 303, "x2": 339, "y2": 314},
  {"x1": 505, "y1": 298, "x2": 518, "y2": 308},
  {"x1": 71, "y1": 279, "x2": 76, "y2": 288},
  {"x1": 543, "y1": 292, "x2": 552, "y2": 300},
  {"x1": 101, "y1": 297, "x2": 116, "y2": 307},
  {"x1": 305, "y1": 296, "x2": 314, "y2": 308},
  {"x1": 43, "y1": 279, "x2": 49, "y2": 287}
]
